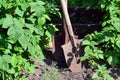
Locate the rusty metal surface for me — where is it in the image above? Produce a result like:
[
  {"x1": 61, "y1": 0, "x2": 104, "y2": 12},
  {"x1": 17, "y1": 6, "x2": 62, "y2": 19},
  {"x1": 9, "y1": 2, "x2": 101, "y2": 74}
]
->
[{"x1": 62, "y1": 41, "x2": 81, "y2": 72}]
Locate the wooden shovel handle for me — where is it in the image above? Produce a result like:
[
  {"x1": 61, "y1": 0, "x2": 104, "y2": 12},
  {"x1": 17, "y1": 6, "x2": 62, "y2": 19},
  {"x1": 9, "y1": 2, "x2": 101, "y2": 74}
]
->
[
  {"x1": 63, "y1": 0, "x2": 69, "y2": 43},
  {"x1": 60, "y1": 0, "x2": 77, "y2": 47}
]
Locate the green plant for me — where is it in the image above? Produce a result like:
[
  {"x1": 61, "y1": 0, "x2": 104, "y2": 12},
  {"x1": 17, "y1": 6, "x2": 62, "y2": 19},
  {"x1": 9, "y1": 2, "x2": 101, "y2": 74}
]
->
[
  {"x1": 92, "y1": 65, "x2": 114, "y2": 80},
  {"x1": 0, "y1": 0, "x2": 59, "y2": 80},
  {"x1": 81, "y1": 0, "x2": 120, "y2": 79}
]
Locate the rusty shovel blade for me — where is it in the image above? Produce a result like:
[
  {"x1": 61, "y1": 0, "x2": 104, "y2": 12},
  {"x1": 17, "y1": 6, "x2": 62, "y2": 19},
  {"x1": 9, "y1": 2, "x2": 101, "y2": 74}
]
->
[{"x1": 62, "y1": 41, "x2": 81, "y2": 72}]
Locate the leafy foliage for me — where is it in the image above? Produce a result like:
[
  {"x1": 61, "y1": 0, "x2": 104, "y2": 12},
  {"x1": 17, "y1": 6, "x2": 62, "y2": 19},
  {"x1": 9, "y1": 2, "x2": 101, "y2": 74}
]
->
[
  {"x1": 81, "y1": 0, "x2": 120, "y2": 79},
  {"x1": 0, "y1": 0, "x2": 59, "y2": 79}
]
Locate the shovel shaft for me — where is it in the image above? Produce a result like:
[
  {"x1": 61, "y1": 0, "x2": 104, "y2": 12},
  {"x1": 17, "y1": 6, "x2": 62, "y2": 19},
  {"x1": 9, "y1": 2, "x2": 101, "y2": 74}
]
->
[
  {"x1": 63, "y1": 0, "x2": 69, "y2": 44},
  {"x1": 60, "y1": 0, "x2": 77, "y2": 48}
]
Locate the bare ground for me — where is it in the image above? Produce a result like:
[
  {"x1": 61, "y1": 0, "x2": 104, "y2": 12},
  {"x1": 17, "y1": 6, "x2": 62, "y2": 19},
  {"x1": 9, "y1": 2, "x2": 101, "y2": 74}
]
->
[{"x1": 25, "y1": 57, "x2": 120, "y2": 80}]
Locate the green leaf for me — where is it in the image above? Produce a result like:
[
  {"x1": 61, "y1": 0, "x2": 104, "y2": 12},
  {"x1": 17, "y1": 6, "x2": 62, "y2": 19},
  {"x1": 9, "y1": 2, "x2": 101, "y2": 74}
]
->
[
  {"x1": 0, "y1": 55, "x2": 11, "y2": 71},
  {"x1": 11, "y1": 54, "x2": 18, "y2": 67},
  {"x1": 27, "y1": 17, "x2": 36, "y2": 23},
  {"x1": 30, "y1": 2, "x2": 45, "y2": 17},
  {"x1": 28, "y1": 65, "x2": 35, "y2": 73},
  {"x1": 21, "y1": 3, "x2": 29, "y2": 11},
  {"x1": 16, "y1": 0, "x2": 21, "y2": 5},
  {"x1": 2, "y1": 55, "x2": 11, "y2": 63},
  {"x1": 82, "y1": 40, "x2": 91, "y2": 45},
  {"x1": 2, "y1": 14, "x2": 13, "y2": 28},
  {"x1": 15, "y1": 7, "x2": 24, "y2": 17},
  {"x1": 31, "y1": 35, "x2": 40, "y2": 45},
  {"x1": 116, "y1": 38, "x2": 120, "y2": 48},
  {"x1": 84, "y1": 46, "x2": 92, "y2": 54},
  {"x1": 81, "y1": 56, "x2": 88, "y2": 61},
  {"x1": 35, "y1": 25, "x2": 44, "y2": 36},
  {"x1": 24, "y1": 62, "x2": 35, "y2": 73},
  {"x1": 14, "y1": 46, "x2": 24, "y2": 53},
  {"x1": 92, "y1": 73, "x2": 99, "y2": 79},
  {"x1": 102, "y1": 21, "x2": 107, "y2": 27},
  {"x1": 28, "y1": 43, "x2": 35, "y2": 56},
  {"x1": 18, "y1": 34, "x2": 30, "y2": 50},
  {"x1": 98, "y1": 53, "x2": 104, "y2": 59},
  {"x1": 24, "y1": 62, "x2": 29, "y2": 72},
  {"x1": 94, "y1": 49, "x2": 104, "y2": 59},
  {"x1": 0, "y1": 56, "x2": 2, "y2": 68},
  {"x1": 4, "y1": 49, "x2": 11, "y2": 54},
  {"x1": 19, "y1": 17, "x2": 25, "y2": 24},
  {"x1": 38, "y1": 17, "x2": 46, "y2": 26},
  {"x1": 2, "y1": 63, "x2": 9, "y2": 71},
  {"x1": 107, "y1": 56, "x2": 112, "y2": 65},
  {"x1": 0, "y1": 18, "x2": 5, "y2": 26},
  {"x1": 36, "y1": 6, "x2": 45, "y2": 17},
  {"x1": 45, "y1": 31, "x2": 52, "y2": 40},
  {"x1": 7, "y1": 68, "x2": 15, "y2": 74},
  {"x1": 7, "y1": 26, "x2": 24, "y2": 43},
  {"x1": 25, "y1": 23, "x2": 35, "y2": 33},
  {"x1": 43, "y1": 14, "x2": 51, "y2": 21},
  {"x1": 37, "y1": 1, "x2": 45, "y2": 6},
  {"x1": 113, "y1": 22, "x2": 120, "y2": 32},
  {"x1": 14, "y1": 18, "x2": 24, "y2": 28},
  {"x1": 34, "y1": 44, "x2": 42, "y2": 54},
  {"x1": 7, "y1": 43, "x2": 12, "y2": 49},
  {"x1": 90, "y1": 41, "x2": 97, "y2": 47},
  {"x1": 100, "y1": 4, "x2": 105, "y2": 9},
  {"x1": 16, "y1": 55, "x2": 26, "y2": 65}
]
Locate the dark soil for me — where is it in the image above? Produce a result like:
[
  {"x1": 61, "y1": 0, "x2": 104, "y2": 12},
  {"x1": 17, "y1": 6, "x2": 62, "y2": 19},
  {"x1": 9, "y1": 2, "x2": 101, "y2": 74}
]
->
[
  {"x1": 26, "y1": 58, "x2": 120, "y2": 80},
  {"x1": 27, "y1": 59, "x2": 85, "y2": 80}
]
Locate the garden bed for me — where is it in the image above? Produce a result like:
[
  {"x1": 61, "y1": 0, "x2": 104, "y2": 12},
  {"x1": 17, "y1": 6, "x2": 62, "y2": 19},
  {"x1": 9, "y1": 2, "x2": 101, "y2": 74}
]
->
[{"x1": 43, "y1": 7, "x2": 120, "y2": 80}]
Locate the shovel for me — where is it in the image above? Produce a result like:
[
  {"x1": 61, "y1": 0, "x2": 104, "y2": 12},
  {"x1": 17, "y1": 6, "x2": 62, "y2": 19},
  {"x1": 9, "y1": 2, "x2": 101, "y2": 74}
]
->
[{"x1": 60, "y1": 0, "x2": 81, "y2": 72}]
